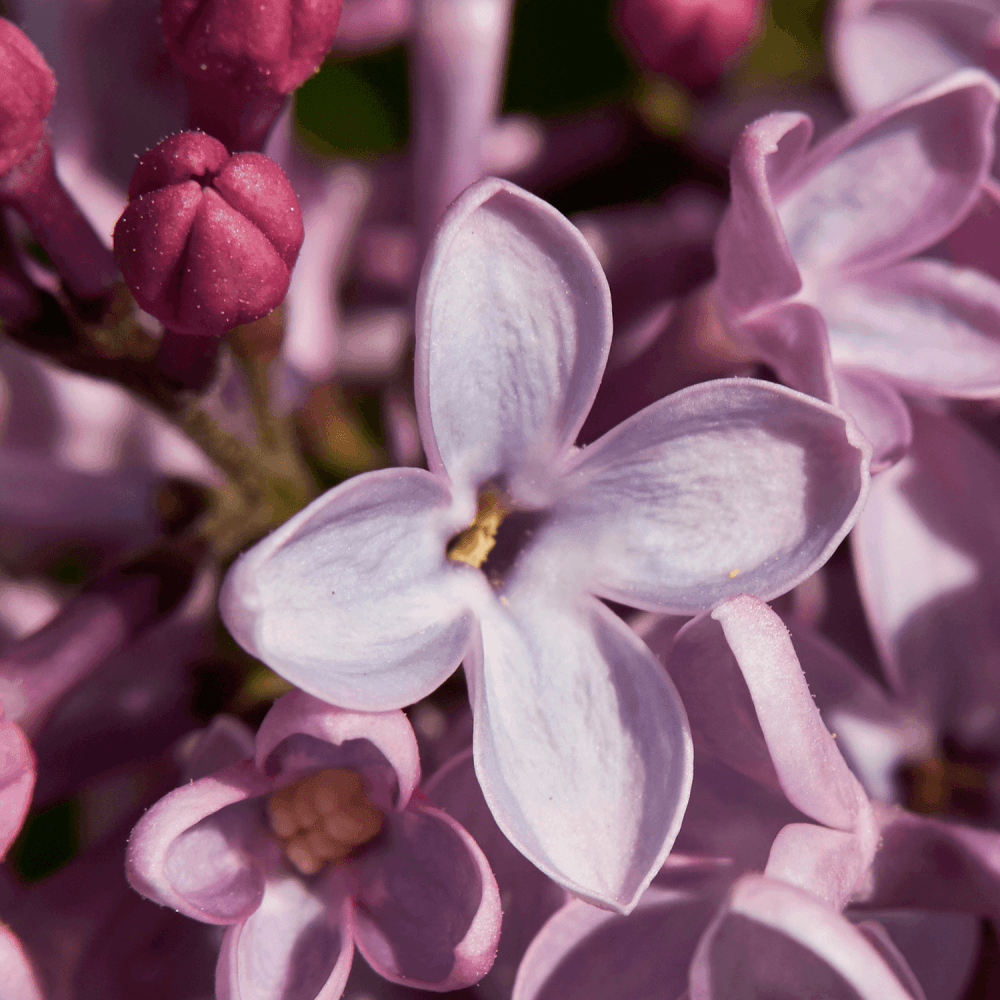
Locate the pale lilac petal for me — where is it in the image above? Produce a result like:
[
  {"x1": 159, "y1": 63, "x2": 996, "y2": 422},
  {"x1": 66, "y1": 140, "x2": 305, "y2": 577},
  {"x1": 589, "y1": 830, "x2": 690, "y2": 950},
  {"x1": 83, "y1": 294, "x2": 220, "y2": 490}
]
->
[
  {"x1": 348, "y1": 803, "x2": 501, "y2": 990},
  {"x1": 0, "y1": 922, "x2": 44, "y2": 1000},
  {"x1": 0, "y1": 716, "x2": 33, "y2": 860},
  {"x1": 711, "y1": 597, "x2": 872, "y2": 834},
  {"x1": 690, "y1": 875, "x2": 919, "y2": 1000},
  {"x1": 423, "y1": 748, "x2": 566, "y2": 998},
  {"x1": 832, "y1": 0, "x2": 986, "y2": 113},
  {"x1": 547, "y1": 379, "x2": 869, "y2": 614},
  {"x1": 821, "y1": 261, "x2": 1000, "y2": 398},
  {"x1": 512, "y1": 888, "x2": 721, "y2": 1000},
  {"x1": 853, "y1": 921, "x2": 928, "y2": 1000},
  {"x1": 852, "y1": 406, "x2": 1000, "y2": 746},
  {"x1": 857, "y1": 910, "x2": 980, "y2": 1000},
  {"x1": 220, "y1": 468, "x2": 482, "y2": 711},
  {"x1": 765, "y1": 823, "x2": 874, "y2": 910},
  {"x1": 126, "y1": 761, "x2": 271, "y2": 924},
  {"x1": 863, "y1": 803, "x2": 1000, "y2": 920},
  {"x1": 255, "y1": 692, "x2": 420, "y2": 814},
  {"x1": 714, "y1": 112, "x2": 810, "y2": 315},
  {"x1": 217, "y1": 875, "x2": 353, "y2": 1000},
  {"x1": 734, "y1": 301, "x2": 837, "y2": 402},
  {"x1": 834, "y1": 369, "x2": 912, "y2": 473},
  {"x1": 414, "y1": 178, "x2": 612, "y2": 500},
  {"x1": 777, "y1": 70, "x2": 999, "y2": 276},
  {"x1": 469, "y1": 592, "x2": 692, "y2": 912},
  {"x1": 182, "y1": 716, "x2": 258, "y2": 782},
  {"x1": 786, "y1": 621, "x2": 935, "y2": 804}
]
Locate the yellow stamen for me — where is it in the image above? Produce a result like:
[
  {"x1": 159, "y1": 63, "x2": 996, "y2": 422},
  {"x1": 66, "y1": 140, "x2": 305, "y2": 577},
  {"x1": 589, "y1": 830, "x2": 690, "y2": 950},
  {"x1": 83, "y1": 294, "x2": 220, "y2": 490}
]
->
[
  {"x1": 267, "y1": 768, "x2": 383, "y2": 876},
  {"x1": 447, "y1": 490, "x2": 509, "y2": 569},
  {"x1": 902, "y1": 757, "x2": 990, "y2": 815}
]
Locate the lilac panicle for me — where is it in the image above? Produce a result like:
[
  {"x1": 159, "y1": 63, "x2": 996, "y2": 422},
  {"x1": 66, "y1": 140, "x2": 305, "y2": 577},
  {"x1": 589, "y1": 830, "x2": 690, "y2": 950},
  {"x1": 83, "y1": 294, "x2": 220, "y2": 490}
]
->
[
  {"x1": 126, "y1": 690, "x2": 501, "y2": 999},
  {"x1": 114, "y1": 131, "x2": 303, "y2": 337},
  {"x1": 161, "y1": 0, "x2": 344, "y2": 151},
  {"x1": 220, "y1": 176, "x2": 870, "y2": 911},
  {"x1": 712, "y1": 69, "x2": 1000, "y2": 471}
]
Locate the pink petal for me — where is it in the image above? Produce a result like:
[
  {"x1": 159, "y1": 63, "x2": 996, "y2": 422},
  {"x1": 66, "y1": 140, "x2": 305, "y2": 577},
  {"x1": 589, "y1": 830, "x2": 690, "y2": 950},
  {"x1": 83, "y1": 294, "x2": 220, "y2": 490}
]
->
[
  {"x1": 834, "y1": 369, "x2": 912, "y2": 473},
  {"x1": 0, "y1": 922, "x2": 44, "y2": 1000},
  {"x1": 470, "y1": 592, "x2": 692, "y2": 913},
  {"x1": 548, "y1": 379, "x2": 869, "y2": 614},
  {"x1": 0, "y1": 715, "x2": 34, "y2": 860},
  {"x1": 217, "y1": 876, "x2": 353, "y2": 1000},
  {"x1": 126, "y1": 761, "x2": 271, "y2": 924},
  {"x1": 348, "y1": 802, "x2": 501, "y2": 991},
  {"x1": 220, "y1": 468, "x2": 482, "y2": 712},
  {"x1": 255, "y1": 691, "x2": 420, "y2": 814},
  {"x1": 414, "y1": 177, "x2": 611, "y2": 502},
  {"x1": 690, "y1": 875, "x2": 920, "y2": 999},
  {"x1": 854, "y1": 921, "x2": 928, "y2": 1000}
]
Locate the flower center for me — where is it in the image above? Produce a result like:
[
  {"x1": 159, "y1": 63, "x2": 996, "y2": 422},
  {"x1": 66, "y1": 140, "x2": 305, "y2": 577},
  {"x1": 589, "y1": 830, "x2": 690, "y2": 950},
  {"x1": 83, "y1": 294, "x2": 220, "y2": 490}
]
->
[
  {"x1": 447, "y1": 490, "x2": 509, "y2": 569},
  {"x1": 267, "y1": 767, "x2": 383, "y2": 876},
  {"x1": 899, "y1": 755, "x2": 991, "y2": 819}
]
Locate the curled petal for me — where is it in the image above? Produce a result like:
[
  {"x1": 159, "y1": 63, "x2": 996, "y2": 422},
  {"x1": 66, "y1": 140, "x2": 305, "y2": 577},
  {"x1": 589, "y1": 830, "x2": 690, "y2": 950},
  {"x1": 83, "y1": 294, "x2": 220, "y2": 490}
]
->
[
  {"x1": 822, "y1": 261, "x2": 1000, "y2": 399},
  {"x1": 220, "y1": 468, "x2": 481, "y2": 711},
  {"x1": 217, "y1": 875, "x2": 354, "y2": 1000},
  {"x1": 415, "y1": 177, "x2": 611, "y2": 501},
  {"x1": 126, "y1": 761, "x2": 271, "y2": 924},
  {"x1": 348, "y1": 803, "x2": 502, "y2": 991},
  {"x1": 690, "y1": 875, "x2": 920, "y2": 1000},
  {"x1": 549, "y1": 379, "x2": 869, "y2": 614},
  {"x1": 255, "y1": 691, "x2": 420, "y2": 813},
  {"x1": 512, "y1": 888, "x2": 721, "y2": 1000},
  {"x1": 470, "y1": 593, "x2": 692, "y2": 912},
  {"x1": 777, "y1": 70, "x2": 999, "y2": 277}
]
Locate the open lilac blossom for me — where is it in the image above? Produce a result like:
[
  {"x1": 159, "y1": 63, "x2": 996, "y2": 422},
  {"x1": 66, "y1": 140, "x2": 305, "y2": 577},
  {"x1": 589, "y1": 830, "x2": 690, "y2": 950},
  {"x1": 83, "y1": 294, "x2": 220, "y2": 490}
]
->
[
  {"x1": 514, "y1": 596, "x2": 1000, "y2": 1000},
  {"x1": 161, "y1": 0, "x2": 344, "y2": 152},
  {"x1": 127, "y1": 689, "x2": 501, "y2": 999},
  {"x1": 221, "y1": 176, "x2": 870, "y2": 910},
  {"x1": 711, "y1": 69, "x2": 1000, "y2": 471}
]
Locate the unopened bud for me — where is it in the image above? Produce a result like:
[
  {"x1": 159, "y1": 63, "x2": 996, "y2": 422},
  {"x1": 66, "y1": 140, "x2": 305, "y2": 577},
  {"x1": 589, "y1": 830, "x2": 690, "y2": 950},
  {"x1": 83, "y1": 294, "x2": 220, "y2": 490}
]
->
[
  {"x1": 0, "y1": 19, "x2": 55, "y2": 176},
  {"x1": 113, "y1": 131, "x2": 304, "y2": 338}
]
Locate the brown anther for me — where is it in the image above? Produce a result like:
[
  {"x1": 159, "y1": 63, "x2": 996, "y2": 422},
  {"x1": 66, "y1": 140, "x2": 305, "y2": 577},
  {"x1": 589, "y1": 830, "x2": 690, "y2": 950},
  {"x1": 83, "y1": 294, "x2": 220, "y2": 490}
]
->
[
  {"x1": 447, "y1": 490, "x2": 508, "y2": 569},
  {"x1": 267, "y1": 767, "x2": 383, "y2": 876}
]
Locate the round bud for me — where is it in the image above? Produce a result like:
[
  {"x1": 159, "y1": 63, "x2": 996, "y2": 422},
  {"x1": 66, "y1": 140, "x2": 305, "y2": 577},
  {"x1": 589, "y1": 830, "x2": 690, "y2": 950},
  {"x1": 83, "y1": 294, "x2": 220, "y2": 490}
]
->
[
  {"x1": 161, "y1": 0, "x2": 344, "y2": 96},
  {"x1": 113, "y1": 131, "x2": 304, "y2": 337},
  {"x1": 0, "y1": 19, "x2": 56, "y2": 176},
  {"x1": 617, "y1": 0, "x2": 763, "y2": 89}
]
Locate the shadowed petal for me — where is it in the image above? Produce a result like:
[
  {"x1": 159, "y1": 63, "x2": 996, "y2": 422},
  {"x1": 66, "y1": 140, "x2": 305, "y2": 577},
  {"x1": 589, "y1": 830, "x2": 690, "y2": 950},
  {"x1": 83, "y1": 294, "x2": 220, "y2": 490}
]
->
[
  {"x1": 690, "y1": 876, "x2": 920, "y2": 1000},
  {"x1": 414, "y1": 178, "x2": 611, "y2": 501},
  {"x1": 0, "y1": 715, "x2": 34, "y2": 860},
  {"x1": 852, "y1": 406, "x2": 1000, "y2": 747},
  {"x1": 424, "y1": 749, "x2": 566, "y2": 999},
  {"x1": 834, "y1": 369, "x2": 912, "y2": 473},
  {"x1": 470, "y1": 592, "x2": 692, "y2": 912},
  {"x1": 822, "y1": 261, "x2": 1000, "y2": 398},
  {"x1": 777, "y1": 71, "x2": 999, "y2": 276},
  {"x1": 220, "y1": 468, "x2": 482, "y2": 712},
  {"x1": 512, "y1": 888, "x2": 721, "y2": 1000},
  {"x1": 255, "y1": 692, "x2": 420, "y2": 814},
  {"x1": 127, "y1": 761, "x2": 271, "y2": 924},
  {"x1": 548, "y1": 379, "x2": 869, "y2": 614},
  {"x1": 853, "y1": 921, "x2": 928, "y2": 1000},
  {"x1": 348, "y1": 803, "x2": 501, "y2": 991},
  {"x1": 217, "y1": 875, "x2": 353, "y2": 1000}
]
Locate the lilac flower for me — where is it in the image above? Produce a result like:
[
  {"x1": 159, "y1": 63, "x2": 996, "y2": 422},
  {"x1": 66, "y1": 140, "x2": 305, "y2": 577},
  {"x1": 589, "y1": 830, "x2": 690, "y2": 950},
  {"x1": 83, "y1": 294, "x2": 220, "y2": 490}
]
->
[
  {"x1": 126, "y1": 690, "x2": 501, "y2": 999},
  {"x1": 711, "y1": 70, "x2": 1000, "y2": 470},
  {"x1": 221, "y1": 176, "x2": 870, "y2": 910},
  {"x1": 513, "y1": 596, "x2": 1000, "y2": 1000}
]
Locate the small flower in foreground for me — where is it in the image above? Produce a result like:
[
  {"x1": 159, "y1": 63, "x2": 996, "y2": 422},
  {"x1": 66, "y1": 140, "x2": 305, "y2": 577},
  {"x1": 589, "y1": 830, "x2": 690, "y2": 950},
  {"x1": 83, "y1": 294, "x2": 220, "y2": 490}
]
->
[
  {"x1": 221, "y1": 177, "x2": 870, "y2": 911},
  {"x1": 126, "y1": 690, "x2": 501, "y2": 999}
]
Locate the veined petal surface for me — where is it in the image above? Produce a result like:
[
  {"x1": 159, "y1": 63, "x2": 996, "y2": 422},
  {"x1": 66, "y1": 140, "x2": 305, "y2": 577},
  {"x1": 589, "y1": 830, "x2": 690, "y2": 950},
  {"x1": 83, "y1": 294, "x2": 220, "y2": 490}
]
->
[
  {"x1": 547, "y1": 379, "x2": 869, "y2": 614},
  {"x1": 415, "y1": 178, "x2": 611, "y2": 500},
  {"x1": 469, "y1": 591, "x2": 692, "y2": 912},
  {"x1": 821, "y1": 261, "x2": 1000, "y2": 398},
  {"x1": 220, "y1": 468, "x2": 482, "y2": 711}
]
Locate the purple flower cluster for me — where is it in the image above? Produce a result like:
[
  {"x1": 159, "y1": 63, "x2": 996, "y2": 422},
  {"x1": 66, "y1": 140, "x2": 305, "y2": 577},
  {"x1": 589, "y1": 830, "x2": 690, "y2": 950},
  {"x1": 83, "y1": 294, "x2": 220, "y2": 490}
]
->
[{"x1": 1, "y1": 1, "x2": 1000, "y2": 998}]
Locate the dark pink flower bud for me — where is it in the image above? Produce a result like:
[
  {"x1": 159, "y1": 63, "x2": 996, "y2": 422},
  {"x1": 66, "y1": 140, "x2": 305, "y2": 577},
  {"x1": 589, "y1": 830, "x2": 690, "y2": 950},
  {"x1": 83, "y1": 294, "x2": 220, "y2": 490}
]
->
[
  {"x1": 0, "y1": 19, "x2": 55, "y2": 176},
  {"x1": 113, "y1": 131, "x2": 304, "y2": 338},
  {"x1": 617, "y1": 0, "x2": 763, "y2": 89},
  {"x1": 161, "y1": 0, "x2": 344, "y2": 149}
]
